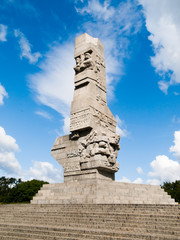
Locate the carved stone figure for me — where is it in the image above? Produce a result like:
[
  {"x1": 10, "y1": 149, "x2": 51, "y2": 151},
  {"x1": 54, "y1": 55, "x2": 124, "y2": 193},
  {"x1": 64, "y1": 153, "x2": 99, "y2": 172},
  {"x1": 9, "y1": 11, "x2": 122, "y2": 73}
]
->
[
  {"x1": 74, "y1": 51, "x2": 95, "y2": 74},
  {"x1": 51, "y1": 33, "x2": 120, "y2": 182}
]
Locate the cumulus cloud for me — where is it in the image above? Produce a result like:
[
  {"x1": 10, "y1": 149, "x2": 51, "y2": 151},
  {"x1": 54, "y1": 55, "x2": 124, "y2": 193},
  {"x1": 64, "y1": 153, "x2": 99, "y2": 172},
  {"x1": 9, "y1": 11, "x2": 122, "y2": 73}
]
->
[
  {"x1": 148, "y1": 155, "x2": 180, "y2": 184},
  {"x1": 146, "y1": 178, "x2": 161, "y2": 185},
  {"x1": 0, "y1": 24, "x2": 8, "y2": 42},
  {"x1": 133, "y1": 177, "x2": 143, "y2": 184},
  {"x1": 14, "y1": 29, "x2": 42, "y2": 64},
  {"x1": 28, "y1": 42, "x2": 74, "y2": 130},
  {"x1": 169, "y1": 130, "x2": 180, "y2": 160},
  {"x1": 0, "y1": 83, "x2": 8, "y2": 105},
  {"x1": 27, "y1": 161, "x2": 63, "y2": 183},
  {"x1": 0, "y1": 126, "x2": 21, "y2": 174},
  {"x1": 118, "y1": 176, "x2": 131, "y2": 183},
  {"x1": 115, "y1": 115, "x2": 128, "y2": 138},
  {"x1": 75, "y1": 0, "x2": 142, "y2": 98},
  {"x1": 139, "y1": 0, "x2": 180, "y2": 93},
  {"x1": 76, "y1": 0, "x2": 115, "y2": 21},
  {"x1": 0, "y1": 126, "x2": 63, "y2": 182},
  {"x1": 118, "y1": 176, "x2": 143, "y2": 184},
  {"x1": 136, "y1": 166, "x2": 143, "y2": 174}
]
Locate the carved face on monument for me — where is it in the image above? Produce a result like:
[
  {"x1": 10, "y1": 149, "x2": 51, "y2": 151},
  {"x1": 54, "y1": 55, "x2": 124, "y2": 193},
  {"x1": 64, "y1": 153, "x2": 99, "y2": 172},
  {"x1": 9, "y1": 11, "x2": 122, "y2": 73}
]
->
[{"x1": 74, "y1": 50, "x2": 94, "y2": 74}]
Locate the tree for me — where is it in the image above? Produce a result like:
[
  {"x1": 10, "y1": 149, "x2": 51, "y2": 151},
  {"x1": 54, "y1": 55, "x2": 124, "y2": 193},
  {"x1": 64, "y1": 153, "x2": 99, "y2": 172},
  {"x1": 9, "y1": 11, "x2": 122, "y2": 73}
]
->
[
  {"x1": 0, "y1": 177, "x2": 22, "y2": 203},
  {"x1": 0, "y1": 177, "x2": 48, "y2": 203},
  {"x1": 161, "y1": 180, "x2": 180, "y2": 203},
  {"x1": 6, "y1": 179, "x2": 48, "y2": 203}
]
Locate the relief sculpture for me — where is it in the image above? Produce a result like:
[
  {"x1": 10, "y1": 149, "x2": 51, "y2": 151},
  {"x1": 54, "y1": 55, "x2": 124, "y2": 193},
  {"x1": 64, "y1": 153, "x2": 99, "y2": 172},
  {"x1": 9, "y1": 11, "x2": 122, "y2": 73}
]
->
[
  {"x1": 74, "y1": 51, "x2": 94, "y2": 74},
  {"x1": 78, "y1": 130, "x2": 120, "y2": 171}
]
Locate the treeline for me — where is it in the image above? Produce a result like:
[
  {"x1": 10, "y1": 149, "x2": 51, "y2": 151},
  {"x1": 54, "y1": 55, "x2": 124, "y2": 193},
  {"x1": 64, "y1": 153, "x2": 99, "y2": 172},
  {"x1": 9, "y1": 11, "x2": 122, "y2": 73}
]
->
[
  {"x1": 0, "y1": 176, "x2": 48, "y2": 204},
  {"x1": 161, "y1": 180, "x2": 180, "y2": 203}
]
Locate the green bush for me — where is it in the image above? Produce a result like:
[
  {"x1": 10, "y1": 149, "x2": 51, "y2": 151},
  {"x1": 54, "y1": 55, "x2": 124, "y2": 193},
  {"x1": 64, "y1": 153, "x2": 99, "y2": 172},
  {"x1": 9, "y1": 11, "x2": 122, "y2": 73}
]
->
[
  {"x1": 161, "y1": 180, "x2": 180, "y2": 203},
  {"x1": 0, "y1": 176, "x2": 48, "y2": 203}
]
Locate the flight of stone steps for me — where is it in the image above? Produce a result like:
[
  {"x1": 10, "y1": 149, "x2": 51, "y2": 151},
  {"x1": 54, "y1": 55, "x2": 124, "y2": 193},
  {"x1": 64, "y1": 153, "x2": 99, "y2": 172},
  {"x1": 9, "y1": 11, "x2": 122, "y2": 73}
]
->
[
  {"x1": 0, "y1": 204, "x2": 179, "y2": 239},
  {"x1": 31, "y1": 180, "x2": 177, "y2": 204}
]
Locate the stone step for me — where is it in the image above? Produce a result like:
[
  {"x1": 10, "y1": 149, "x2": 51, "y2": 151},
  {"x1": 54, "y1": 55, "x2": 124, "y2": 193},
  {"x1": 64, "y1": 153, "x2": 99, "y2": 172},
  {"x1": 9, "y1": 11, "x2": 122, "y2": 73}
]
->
[
  {"x1": 1, "y1": 209, "x2": 179, "y2": 217},
  {"x1": 0, "y1": 204, "x2": 179, "y2": 239},
  {"x1": 0, "y1": 215, "x2": 179, "y2": 233},
  {"x1": 0, "y1": 224, "x2": 179, "y2": 240},
  {"x1": 1, "y1": 214, "x2": 179, "y2": 224},
  {"x1": 1, "y1": 209, "x2": 179, "y2": 219},
  {"x1": 0, "y1": 220, "x2": 179, "y2": 236},
  {"x1": 31, "y1": 182, "x2": 177, "y2": 205},
  {"x1": 1, "y1": 203, "x2": 179, "y2": 210},
  {"x1": 1, "y1": 214, "x2": 179, "y2": 227},
  {"x1": 1, "y1": 218, "x2": 179, "y2": 234}
]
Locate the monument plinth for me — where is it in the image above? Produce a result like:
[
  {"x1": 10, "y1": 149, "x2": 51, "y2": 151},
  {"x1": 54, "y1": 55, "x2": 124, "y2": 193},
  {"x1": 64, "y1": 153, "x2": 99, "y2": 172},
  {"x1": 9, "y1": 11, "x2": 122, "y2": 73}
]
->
[
  {"x1": 51, "y1": 33, "x2": 120, "y2": 182},
  {"x1": 31, "y1": 33, "x2": 177, "y2": 205}
]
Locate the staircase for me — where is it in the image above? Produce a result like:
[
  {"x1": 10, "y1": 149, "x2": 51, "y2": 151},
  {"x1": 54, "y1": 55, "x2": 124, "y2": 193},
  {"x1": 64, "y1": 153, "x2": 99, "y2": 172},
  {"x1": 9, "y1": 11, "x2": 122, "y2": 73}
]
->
[
  {"x1": 31, "y1": 180, "x2": 177, "y2": 204},
  {"x1": 0, "y1": 204, "x2": 179, "y2": 239}
]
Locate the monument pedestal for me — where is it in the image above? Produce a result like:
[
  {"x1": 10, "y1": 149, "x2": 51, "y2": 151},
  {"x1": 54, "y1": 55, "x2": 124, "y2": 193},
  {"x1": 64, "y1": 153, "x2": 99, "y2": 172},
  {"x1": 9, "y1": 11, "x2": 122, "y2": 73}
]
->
[
  {"x1": 64, "y1": 169, "x2": 115, "y2": 182},
  {"x1": 31, "y1": 179, "x2": 177, "y2": 205}
]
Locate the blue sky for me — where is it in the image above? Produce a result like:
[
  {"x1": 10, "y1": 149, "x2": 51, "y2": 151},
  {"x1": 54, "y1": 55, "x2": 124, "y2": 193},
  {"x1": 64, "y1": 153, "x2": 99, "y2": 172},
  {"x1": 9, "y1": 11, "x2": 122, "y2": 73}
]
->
[{"x1": 0, "y1": 0, "x2": 180, "y2": 184}]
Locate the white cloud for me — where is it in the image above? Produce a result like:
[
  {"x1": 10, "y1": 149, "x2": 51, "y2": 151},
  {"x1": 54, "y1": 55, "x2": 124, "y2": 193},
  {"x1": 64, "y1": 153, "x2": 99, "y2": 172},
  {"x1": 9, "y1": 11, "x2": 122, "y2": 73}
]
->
[
  {"x1": 118, "y1": 176, "x2": 131, "y2": 183},
  {"x1": 0, "y1": 24, "x2": 8, "y2": 42},
  {"x1": 158, "y1": 81, "x2": 169, "y2": 95},
  {"x1": 28, "y1": 42, "x2": 74, "y2": 126},
  {"x1": 35, "y1": 110, "x2": 52, "y2": 120},
  {"x1": 118, "y1": 176, "x2": 143, "y2": 184},
  {"x1": 0, "y1": 127, "x2": 19, "y2": 153},
  {"x1": 14, "y1": 29, "x2": 42, "y2": 64},
  {"x1": 148, "y1": 155, "x2": 180, "y2": 184},
  {"x1": 0, "y1": 127, "x2": 63, "y2": 182},
  {"x1": 27, "y1": 161, "x2": 63, "y2": 183},
  {"x1": 76, "y1": 0, "x2": 115, "y2": 21},
  {"x1": 0, "y1": 126, "x2": 21, "y2": 174},
  {"x1": 116, "y1": 115, "x2": 128, "y2": 138},
  {"x1": 133, "y1": 177, "x2": 143, "y2": 184},
  {"x1": 76, "y1": 0, "x2": 142, "y2": 98},
  {"x1": 139, "y1": 0, "x2": 180, "y2": 93},
  {"x1": 63, "y1": 116, "x2": 70, "y2": 135},
  {"x1": 169, "y1": 130, "x2": 180, "y2": 160},
  {"x1": 136, "y1": 166, "x2": 143, "y2": 174},
  {"x1": 0, "y1": 83, "x2": 8, "y2": 105},
  {"x1": 146, "y1": 178, "x2": 160, "y2": 185}
]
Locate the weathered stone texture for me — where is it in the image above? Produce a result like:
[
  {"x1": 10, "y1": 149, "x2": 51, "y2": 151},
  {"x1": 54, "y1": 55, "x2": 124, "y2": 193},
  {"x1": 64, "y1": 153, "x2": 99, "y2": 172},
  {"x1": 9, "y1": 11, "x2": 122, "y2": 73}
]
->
[{"x1": 51, "y1": 33, "x2": 120, "y2": 182}]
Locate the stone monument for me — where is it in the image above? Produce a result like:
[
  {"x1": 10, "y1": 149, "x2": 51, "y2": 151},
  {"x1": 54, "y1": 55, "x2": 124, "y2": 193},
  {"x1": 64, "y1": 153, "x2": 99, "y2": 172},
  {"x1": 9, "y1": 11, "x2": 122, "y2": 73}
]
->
[
  {"x1": 31, "y1": 33, "x2": 177, "y2": 205},
  {"x1": 51, "y1": 33, "x2": 120, "y2": 183}
]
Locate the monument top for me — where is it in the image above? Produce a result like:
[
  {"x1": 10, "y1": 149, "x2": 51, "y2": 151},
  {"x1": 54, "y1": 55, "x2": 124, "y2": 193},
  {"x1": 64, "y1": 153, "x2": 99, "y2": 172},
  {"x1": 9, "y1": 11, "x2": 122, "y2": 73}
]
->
[{"x1": 74, "y1": 33, "x2": 104, "y2": 59}]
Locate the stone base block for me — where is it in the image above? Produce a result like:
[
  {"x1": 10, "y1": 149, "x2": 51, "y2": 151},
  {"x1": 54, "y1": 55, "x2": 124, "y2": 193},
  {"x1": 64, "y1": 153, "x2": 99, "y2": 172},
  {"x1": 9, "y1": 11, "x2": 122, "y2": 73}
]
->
[
  {"x1": 64, "y1": 169, "x2": 115, "y2": 182},
  {"x1": 31, "y1": 179, "x2": 177, "y2": 205}
]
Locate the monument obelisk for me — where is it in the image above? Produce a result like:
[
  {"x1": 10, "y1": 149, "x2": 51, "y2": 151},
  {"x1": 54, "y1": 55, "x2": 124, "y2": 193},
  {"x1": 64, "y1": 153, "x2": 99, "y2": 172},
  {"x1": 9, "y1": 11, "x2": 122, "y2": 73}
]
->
[
  {"x1": 31, "y1": 33, "x2": 177, "y2": 205},
  {"x1": 51, "y1": 33, "x2": 120, "y2": 182}
]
